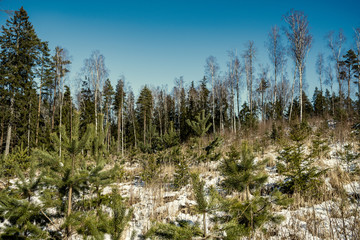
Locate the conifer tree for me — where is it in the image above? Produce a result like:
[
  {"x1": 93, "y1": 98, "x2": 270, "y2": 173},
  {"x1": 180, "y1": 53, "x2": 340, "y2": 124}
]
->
[
  {"x1": 221, "y1": 143, "x2": 268, "y2": 200},
  {"x1": 114, "y1": 78, "x2": 126, "y2": 154},
  {"x1": 0, "y1": 156, "x2": 48, "y2": 239},
  {"x1": 191, "y1": 173, "x2": 210, "y2": 238},
  {"x1": 35, "y1": 41, "x2": 54, "y2": 146},
  {"x1": 107, "y1": 189, "x2": 133, "y2": 240},
  {"x1": 186, "y1": 110, "x2": 211, "y2": 138},
  {"x1": 145, "y1": 220, "x2": 202, "y2": 240},
  {"x1": 33, "y1": 110, "x2": 93, "y2": 239},
  {"x1": 220, "y1": 143, "x2": 289, "y2": 238},
  {"x1": 0, "y1": 7, "x2": 42, "y2": 158},
  {"x1": 137, "y1": 86, "x2": 153, "y2": 146},
  {"x1": 277, "y1": 123, "x2": 325, "y2": 196}
]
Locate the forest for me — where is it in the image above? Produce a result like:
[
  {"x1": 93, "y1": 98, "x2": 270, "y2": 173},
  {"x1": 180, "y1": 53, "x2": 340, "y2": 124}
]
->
[{"x1": 0, "y1": 6, "x2": 360, "y2": 240}]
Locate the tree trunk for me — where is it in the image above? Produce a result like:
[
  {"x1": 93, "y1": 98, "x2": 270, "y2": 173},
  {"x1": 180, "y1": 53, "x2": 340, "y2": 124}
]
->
[
  {"x1": 143, "y1": 111, "x2": 146, "y2": 145},
  {"x1": 203, "y1": 212, "x2": 207, "y2": 238},
  {"x1": 95, "y1": 88, "x2": 98, "y2": 134},
  {"x1": 70, "y1": 102, "x2": 73, "y2": 139},
  {"x1": 4, "y1": 96, "x2": 14, "y2": 159},
  {"x1": 51, "y1": 81, "x2": 57, "y2": 130},
  {"x1": 0, "y1": 120, "x2": 4, "y2": 153},
  {"x1": 289, "y1": 69, "x2": 296, "y2": 123},
  {"x1": 66, "y1": 184, "x2": 73, "y2": 238},
  {"x1": 348, "y1": 68, "x2": 351, "y2": 112},
  {"x1": 35, "y1": 84, "x2": 42, "y2": 145},
  {"x1": 261, "y1": 91, "x2": 264, "y2": 122},
  {"x1": 132, "y1": 110, "x2": 137, "y2": 149},
  {"x1": 358, "y1": 75, "x2": 360, "y2": 111},
  {"x1": 121, "y1": 96, "x2": 124, "y2": 157},
  {"x1": 249, "y1": 56, "x2": 253, "y2": 115},
  {"x1": 27, "y1": 104, "x2": 31, "y2": 155},
  {"x1": 299, "y1": 65, "x2": 303, "y2": 122},
  {"x1": 59, "y1": 92, "x2": 62, "y2": 158},
  {"x1": 212, "y1": 73, "x2": 216, "y2": 134},
  {"x1": 117, "y1": 107, "x2": 121, "y2": 153}
]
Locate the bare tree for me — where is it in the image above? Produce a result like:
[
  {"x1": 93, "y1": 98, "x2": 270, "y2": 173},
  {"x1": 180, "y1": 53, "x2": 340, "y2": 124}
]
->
[
  {"x1": 256, "y1": 65, "x2": 270, "y2": 122},
  {"x1": 54, "y1": 47, "x2": 71, "y2": 157},
  {"x1": 354, "y1": 27, "x2": 360, "y2": 104},
  {"x1": 174, "y1": 76, "x2": 184, "y2": 135},
  {"x1": 266, "y1": 25, "x2": 285, "y2": 119},
  {"x1": 83, "y1": 50, "x2": 108, "y2": 134},
  {"x1": 205, "y1": 56, "x2": 219, "y2": 134},
  {"x1": 243, "y1": 41, "x2": 256, "y2": 114},
  {"x1": 326, "y1": 30, "x2": 346, "y2": 107},
  {"x1": 284, "y1": 9, "x2": 312, "y2": 122},
  {"x1": 216, "y1": 75, "x2": 227, "y2": 133},
  {"x1": 325, "y1": 64, "x2": 335, "y2": 116},
  {"x1": 316, "y1": 53, "x2": 325, "y2": 93},
  {"x1": 227, "y1": 51, "x2": 236, "y2": 133}
]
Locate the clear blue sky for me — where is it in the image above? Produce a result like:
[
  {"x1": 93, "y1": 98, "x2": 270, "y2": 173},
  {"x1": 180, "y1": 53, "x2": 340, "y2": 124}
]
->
[{"x1": 1, "y1": 0, "x2": 359, "y2": 97}]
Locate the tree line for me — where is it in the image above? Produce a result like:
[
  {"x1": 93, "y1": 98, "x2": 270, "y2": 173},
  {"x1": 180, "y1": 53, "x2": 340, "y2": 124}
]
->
[{"x1": 0, "y1": 7, "x2": 360, "y2": 159}]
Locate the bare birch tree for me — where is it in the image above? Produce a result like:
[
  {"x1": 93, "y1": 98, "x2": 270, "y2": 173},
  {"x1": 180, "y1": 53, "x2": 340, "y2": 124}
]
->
[
  {"x1": 316, "y1": 53, "x2": 325, "y2": 93},
  {"x1": 83, "y1": 50, "x2": 108, "y2": 134},
  {"x1": 243, "y1": 41, "x2": 256, "y2": 114},
  {"x1": 326, "y1": 30, "x2": 346, "y2": 108},
  {"x1": 284, "y1": 9, "x2": 312, "y2": 122},
  {"x1": 54, "y1": 47, "x2": 71, "y2": 157},
  {"x1": 205, "y1": 56, "x2": 219, "y2": 134},
  {"x1": 266, "y1": 25, "x2": 285, "y2": 119},
  {"x1": 325, "y1": 64, "x2": 335, "y2": 116}
]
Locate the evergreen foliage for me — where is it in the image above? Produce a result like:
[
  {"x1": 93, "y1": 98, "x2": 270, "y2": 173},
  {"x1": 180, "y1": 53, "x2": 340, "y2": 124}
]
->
[
  {"x1": 220, "y1": 143, "x2": 268, "y2": 199},
  {"x1": 186, "y1": 110, "x2": 211, "y2": 138},
  {"x1": 145, "y1": 220, "x2": 202, "y2": 240},
  {"x1": 173, "y1": 147, "x2": 190, "y2": 190},
  {"x1": 0, "y1": 7, "x2": 42, "y2": 157},
  {"x1": 277, "y1": 123, "x2": 326, "y2": 196},
  {"x1": 219, "y1": 143, "x2": 290, "y2": 238},
  {"x1": 190, "y1": 173, "x2": 210, "y2": 238}
]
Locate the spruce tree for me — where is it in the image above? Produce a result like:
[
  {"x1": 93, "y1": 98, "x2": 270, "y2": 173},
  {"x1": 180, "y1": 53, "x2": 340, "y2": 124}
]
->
[
  {"x1": 219, "y1": 143, "x2": 289, "y2": 237},
  {"x1": 186, "y1": 110, "x2": 211, "y2": 138},
  {"x1": 191, "y1": 173, "x2": 210, "y2": 238},
  {"x1": 220, "y1": 143, "x2": 268, "y2": 200},
  {"x1": 277, "y1": 123, "x2": 325, "y2": 196},
  {"x1": 33, "y1": 110, "x2": 93, "y2": 238},
  {"x1": 0, "y1": 157, "x2": 48, "y2": 239},
  {"x1": 0, "y1": 7, "x2": 42, "y2": 158}
]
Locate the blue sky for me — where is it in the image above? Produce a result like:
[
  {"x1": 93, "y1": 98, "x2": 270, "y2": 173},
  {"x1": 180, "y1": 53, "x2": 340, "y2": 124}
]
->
[{"x1": 0, "y1": 0, "x2": 359, "y2": 97}]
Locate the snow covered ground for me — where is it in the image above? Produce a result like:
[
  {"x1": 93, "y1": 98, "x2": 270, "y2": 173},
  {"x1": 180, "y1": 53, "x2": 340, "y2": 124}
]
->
[{"x1": 0, "y1": 142, "x2": 359, "y2": 239}]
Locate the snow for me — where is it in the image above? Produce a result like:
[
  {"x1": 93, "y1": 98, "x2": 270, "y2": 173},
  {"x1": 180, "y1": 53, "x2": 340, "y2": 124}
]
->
[{"x1": 1, "y1": 142, "x2": 359, "y2": 240}]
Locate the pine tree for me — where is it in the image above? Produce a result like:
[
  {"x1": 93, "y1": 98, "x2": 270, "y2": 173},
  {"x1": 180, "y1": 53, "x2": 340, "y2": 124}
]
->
[
  {"x1": 136, "y1": 86, "x2": 153, "y2": 146},
  {"x1": 114, "y1": 78, "x2": 126, "y2": 154},
  {"x1": 107, "y1": 189, "x2": 133, "y2": 240}
]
